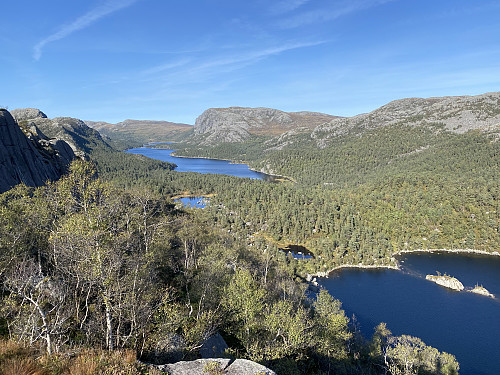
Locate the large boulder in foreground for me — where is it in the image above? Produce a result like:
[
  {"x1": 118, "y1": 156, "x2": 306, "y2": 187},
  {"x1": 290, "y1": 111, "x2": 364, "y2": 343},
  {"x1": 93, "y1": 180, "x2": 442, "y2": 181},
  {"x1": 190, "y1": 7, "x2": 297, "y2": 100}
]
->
[{"x1": 156, "y1": 358, "x2": 276, "y2": 375}]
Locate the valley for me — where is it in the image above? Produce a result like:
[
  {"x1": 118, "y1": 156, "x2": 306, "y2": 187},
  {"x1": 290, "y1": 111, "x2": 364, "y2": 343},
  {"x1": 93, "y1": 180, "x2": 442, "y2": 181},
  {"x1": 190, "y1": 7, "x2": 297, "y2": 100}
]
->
[{"x1": 1, "y1": 91, "x2": 499, "y2": 375}]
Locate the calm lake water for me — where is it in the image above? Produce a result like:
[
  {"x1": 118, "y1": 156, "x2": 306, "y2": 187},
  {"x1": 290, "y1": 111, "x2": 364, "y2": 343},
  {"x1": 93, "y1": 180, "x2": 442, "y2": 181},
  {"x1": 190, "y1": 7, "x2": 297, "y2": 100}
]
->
[
  {"x1": 127, "y1": 146, "x2": 499, "y2": 374},
  {"x1": 320, "y1": 252, "x2": 500, "y2": 375},
  {"x1": 126, "y1": 146, "x2": 269, "y2": 179}
]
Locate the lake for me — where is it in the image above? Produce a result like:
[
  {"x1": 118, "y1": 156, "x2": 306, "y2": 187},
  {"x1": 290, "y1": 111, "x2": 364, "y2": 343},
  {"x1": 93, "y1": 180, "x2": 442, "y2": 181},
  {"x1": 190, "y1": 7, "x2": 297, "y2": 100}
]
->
[
  {"x1": 319, "y1": 252, "x2": 500, "y2": 375},
  {"x1": 126, "y1": 146, "x2": 271, "y2": 179}
]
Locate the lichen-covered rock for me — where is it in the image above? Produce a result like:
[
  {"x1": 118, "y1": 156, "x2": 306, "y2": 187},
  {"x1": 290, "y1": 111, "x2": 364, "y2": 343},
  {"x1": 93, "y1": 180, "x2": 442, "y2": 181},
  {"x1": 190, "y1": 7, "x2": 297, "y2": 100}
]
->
[
  {"x1": 426, "y1": 274, "x2": 464, "y2": 291},
  {"x1": 157, "y1": 358, "x2": 231, "y2": 375},
  {"x1": 154, "y1": 358, "x2": 275, "y2": 375},
  {"x1": 226, "y1": 359, "x2": 276, "y2": 375}
]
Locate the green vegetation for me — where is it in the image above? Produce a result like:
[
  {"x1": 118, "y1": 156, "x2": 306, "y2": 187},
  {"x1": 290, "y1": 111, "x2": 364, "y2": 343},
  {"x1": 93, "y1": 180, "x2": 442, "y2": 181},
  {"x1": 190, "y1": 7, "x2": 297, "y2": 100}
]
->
[
  {"x1": 164, "y1": 125, "x2": 499, "y2": 269},
  {"x1": 91, "y1": 126, "x2": 499, "y2": 277},
  {"x1": 0, "y1": 159, "x2": 459, "y2": 374}
]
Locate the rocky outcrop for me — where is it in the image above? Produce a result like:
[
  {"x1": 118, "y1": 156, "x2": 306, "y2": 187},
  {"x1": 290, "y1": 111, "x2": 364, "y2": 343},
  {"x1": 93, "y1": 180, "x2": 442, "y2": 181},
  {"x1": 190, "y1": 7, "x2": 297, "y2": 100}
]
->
[
  {"x1": 12, "y1": 109, "x2": 112, "y2": 155},
  {"x1": 155, "y1": 358, "x2": 275, "y2": 375},
  {"x1": 0, "y1": 109, "x2": 74, "y2": 193},
  {"x1": 200, "y1": 333, "x2": 228, "y2": 359},
  {"x1": 225, "y1": 359, "x2": 275, "y2": 375},
  {"x1": 426, "y1": 274, "x2": 464, "y2": 291},
  {"x1": 194, "y1": 107, "x2": 338, "y2": 144},
  {"x1": 10, "y1": 108, "x2": 47, "y2": 121},
  {"x1": 470, "y1": 286, "x2": 495, "y2": 298}
]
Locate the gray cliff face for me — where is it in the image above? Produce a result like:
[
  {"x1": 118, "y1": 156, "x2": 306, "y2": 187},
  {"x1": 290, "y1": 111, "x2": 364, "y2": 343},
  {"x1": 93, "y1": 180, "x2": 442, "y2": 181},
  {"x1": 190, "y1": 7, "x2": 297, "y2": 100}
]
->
[
  {"x1": 310, "y1": 92, "x2": 500, "y2": 148},
  {"x1": 0, "y1": 109, "x2": 74, "y2": 193},
  {"x1": 194, "y1": 107, "x2": 338, "y2": 144}
]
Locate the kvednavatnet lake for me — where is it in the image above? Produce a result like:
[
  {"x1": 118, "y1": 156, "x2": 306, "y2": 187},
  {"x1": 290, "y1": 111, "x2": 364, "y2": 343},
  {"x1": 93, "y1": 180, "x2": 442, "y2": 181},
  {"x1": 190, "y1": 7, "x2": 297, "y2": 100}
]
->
[{"x1": 127, "y1": 146, "x2": 500, "y2": 375}]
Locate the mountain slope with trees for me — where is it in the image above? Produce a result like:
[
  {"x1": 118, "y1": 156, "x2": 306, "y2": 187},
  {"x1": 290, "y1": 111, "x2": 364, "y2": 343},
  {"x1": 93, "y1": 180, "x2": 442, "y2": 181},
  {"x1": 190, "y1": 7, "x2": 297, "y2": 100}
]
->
[{"x1": 161, "y1": 93, "x2": 499, "y2": 268}]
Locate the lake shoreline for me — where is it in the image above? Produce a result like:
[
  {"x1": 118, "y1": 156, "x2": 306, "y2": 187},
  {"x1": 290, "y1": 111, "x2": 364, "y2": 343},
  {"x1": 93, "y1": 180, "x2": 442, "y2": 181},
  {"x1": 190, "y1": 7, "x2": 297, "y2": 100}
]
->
[
  {"x1": 394, "y1": 248, "x2": 500, "y2": 257},
  {"x1": 310, "y1": 263, "x2": 400, "y2": 278},
  {"x1": 168, "y1": 149, "x2": 294, "y2": 182},
  {"x1": 311, "y1": 248, "x2": 500, "y2": 279}
]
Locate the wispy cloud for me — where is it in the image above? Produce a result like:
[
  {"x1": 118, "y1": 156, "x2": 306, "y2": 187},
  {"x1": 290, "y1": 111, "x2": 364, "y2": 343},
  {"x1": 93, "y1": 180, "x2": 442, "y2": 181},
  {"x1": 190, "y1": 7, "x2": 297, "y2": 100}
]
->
[
  {"x1": 123, "y1": 40, "x2": 329, "y2": 96},
  {"x1": 157, "y1": 40, "x2": 329, "y2": 85},
  {"x1": 33, "y1": 0, "x2": 138, "y2": 60},
  {"x1": 269, "y1": 0, "x2": 311, "y2": 14},
  {"x1": 140, "y1": 59, "x2": 193, "y2": 76},
  {"x1": 278, "y1": 0, "x2": 395, "y2": 29},
  {"x1": 192, "y1": 41, "x2": 327, "y2": 72}
]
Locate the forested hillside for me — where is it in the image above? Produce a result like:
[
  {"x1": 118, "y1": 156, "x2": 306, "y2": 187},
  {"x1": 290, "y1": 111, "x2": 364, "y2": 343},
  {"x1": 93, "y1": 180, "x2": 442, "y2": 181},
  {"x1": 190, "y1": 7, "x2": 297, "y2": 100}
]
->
[{"x1": 147, "y1": 94, "x2": 500, "y2": 270}]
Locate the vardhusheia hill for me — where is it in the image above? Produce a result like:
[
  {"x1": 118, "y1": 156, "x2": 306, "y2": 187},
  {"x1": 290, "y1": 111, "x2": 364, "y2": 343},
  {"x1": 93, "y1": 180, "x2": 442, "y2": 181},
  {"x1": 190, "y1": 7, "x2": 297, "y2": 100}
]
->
[
  {"x1": 193, "y1": 107, "x2": 340, "y2": 144},
  {"x1": 189, "y1": 92, "x2": 500, "y2": 148}
]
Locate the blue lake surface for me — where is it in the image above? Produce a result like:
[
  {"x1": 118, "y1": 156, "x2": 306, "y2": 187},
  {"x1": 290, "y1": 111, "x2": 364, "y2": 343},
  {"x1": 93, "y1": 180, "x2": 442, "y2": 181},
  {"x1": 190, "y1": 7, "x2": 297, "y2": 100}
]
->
[
  {"x1": 126, "y1": 146, "x2": 269, "y2": 179},
  {"x1": 320, "y1": 252, "x2": 500, "y2": 375}
]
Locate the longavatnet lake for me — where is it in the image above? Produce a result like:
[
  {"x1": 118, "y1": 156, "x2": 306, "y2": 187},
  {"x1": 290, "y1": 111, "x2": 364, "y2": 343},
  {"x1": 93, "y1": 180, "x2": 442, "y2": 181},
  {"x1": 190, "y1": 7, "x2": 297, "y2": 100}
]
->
[
  {"x1": 126, "y1": 146, "x2": 269, "y2": 179},
  {"x1": 127, "y1": 146, "x2": 500, "y2": 375}
]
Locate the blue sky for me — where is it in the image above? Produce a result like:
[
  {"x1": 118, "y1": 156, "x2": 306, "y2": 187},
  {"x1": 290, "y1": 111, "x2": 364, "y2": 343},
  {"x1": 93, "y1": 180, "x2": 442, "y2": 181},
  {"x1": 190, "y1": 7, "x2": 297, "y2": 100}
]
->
[{"x1": 2, "y1": 0, "x2": 500, "y2": 124}]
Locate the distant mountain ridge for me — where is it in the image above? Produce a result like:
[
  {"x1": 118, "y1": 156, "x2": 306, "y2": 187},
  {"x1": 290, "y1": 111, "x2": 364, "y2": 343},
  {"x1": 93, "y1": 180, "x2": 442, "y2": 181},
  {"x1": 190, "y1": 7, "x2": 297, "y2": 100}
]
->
[
  {"x1": 85, "y1": 119, "x2": 193, "y2": 148},
  {"x1": 193, "y1": 107, "x2": 340, "y2": 144}
]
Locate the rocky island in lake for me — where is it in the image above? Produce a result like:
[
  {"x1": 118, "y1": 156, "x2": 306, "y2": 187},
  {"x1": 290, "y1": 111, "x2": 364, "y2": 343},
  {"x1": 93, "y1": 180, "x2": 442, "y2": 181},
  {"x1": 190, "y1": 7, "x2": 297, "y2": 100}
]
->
[
  {"x1": 470, "y1": 285, "x2": 495, "y2": 298},
  {"x1": 426, "y1": 274, "x2": 464, "y2": 291}
]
